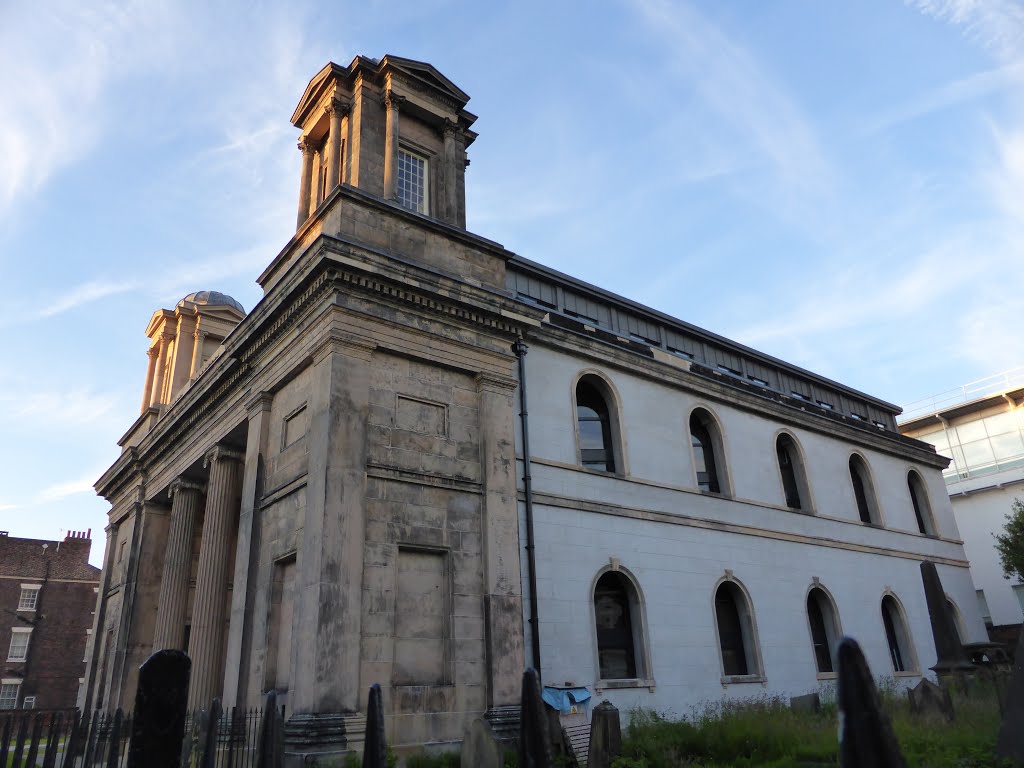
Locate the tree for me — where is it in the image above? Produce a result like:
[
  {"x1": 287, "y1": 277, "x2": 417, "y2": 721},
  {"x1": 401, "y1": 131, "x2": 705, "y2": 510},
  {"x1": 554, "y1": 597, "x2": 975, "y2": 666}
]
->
[{"x1": 994, "y1": 498, "x2": 1024, "y2": 582}]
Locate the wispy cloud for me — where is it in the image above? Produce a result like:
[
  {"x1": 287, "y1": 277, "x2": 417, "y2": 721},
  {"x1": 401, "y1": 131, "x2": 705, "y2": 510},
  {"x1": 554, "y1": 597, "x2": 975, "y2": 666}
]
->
[
  {"x1": 37, "y1": 279, "x2": 137, "y2": 318},
  {"x1": 0, "y1": 387, "x2": 118, "y2": 429},
  {"x1": 908, "y1": 0, "x2": 1024, "y2": 62},
  {"x1": 36, "y1": 475, "x2": 99, "y2": 503},
  {"x1": 627, "y1": 0, "x2": 832, "y2": 199},
  {"x1": 0, "y1": 2, "x2": 186, "y2": 215}
]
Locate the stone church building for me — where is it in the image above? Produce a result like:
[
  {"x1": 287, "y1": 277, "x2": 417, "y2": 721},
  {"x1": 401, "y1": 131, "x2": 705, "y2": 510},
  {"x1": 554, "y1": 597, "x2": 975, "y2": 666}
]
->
[{"x1": 83, "y1": 55, "x2": 982, "y2": 755}]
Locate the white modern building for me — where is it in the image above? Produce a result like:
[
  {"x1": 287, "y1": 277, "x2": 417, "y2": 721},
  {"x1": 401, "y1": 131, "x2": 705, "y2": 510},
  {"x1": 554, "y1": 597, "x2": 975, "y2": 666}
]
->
[{"x1": 900, "y1": 368, "x2": 1024, "y2": 645}]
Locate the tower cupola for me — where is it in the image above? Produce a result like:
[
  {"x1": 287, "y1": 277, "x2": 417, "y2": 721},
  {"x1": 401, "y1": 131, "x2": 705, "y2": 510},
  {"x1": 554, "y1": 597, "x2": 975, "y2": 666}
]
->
[{"x1": 291, "y1": 55, "x2": 478, "y2": 230}]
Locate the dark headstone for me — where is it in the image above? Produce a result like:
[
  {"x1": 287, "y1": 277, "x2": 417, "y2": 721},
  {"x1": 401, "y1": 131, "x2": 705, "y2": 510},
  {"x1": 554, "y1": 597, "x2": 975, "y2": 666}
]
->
[
  {"x1": 837, "y1": 637, "x2": 906, "y2": 768},
  {"x1": 127, "y1": 649, "x2": 191, "y2": 768},
  {"x1": 256, "y1": 691, "x2": 283, "y2": 768},
  {"x1": 790, "y1": 692, "x2": 821, "y2": 714},
  {"x1": 996, "y1": 622, "x2": 1024, "y2": 760},
  {"x1": 920, "y1": 561, "x2": 974, "y2": 676},
  {"x1": 106, "y1": 709, "x2": 124, "y2": 768},
  {"x1": 201, "y1": 698, "x2": 221, "y2": 768},
  {"x1": 908, "y1": 679, "x2": 954, "y2": 721},
  {"x1": 461, "y1": 717, "x2": 505, "y2": 768},
  {"x1": 519, "y1": 668, "x2": 551, "y2": 768},
  {"x1": 363, "y1": 683, "x2": 387, "y2": 768},
  {"x1": 587, "y1": 701, "x2": 622, "y2": 768}
]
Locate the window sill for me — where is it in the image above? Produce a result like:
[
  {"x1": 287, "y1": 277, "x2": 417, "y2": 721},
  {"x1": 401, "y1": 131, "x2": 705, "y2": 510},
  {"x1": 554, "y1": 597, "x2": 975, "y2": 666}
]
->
[
  {"x1": 5, "y1": 658, "x2": 25, "y2": 664},
  {"x1": 594, "y1": 678, "x2": 656, "y2": 693},
  {"x1": 15, "y1": 609, "x2": 35, "y2": 613},
  {"x1": 893, "y1": 670, "x2": 921, "y2": 678},
  {"x1": 816, "y1": 672, "x2": 837, "y2": 681},
  {"x1": 720, "y1": 675, "x2": 766, "y2": 686}
]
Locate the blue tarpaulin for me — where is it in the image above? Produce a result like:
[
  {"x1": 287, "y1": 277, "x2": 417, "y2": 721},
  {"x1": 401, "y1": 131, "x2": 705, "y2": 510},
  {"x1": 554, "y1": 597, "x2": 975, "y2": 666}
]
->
[{"x1": 541, "y1": 686, "x2": 592, "y2": 712}]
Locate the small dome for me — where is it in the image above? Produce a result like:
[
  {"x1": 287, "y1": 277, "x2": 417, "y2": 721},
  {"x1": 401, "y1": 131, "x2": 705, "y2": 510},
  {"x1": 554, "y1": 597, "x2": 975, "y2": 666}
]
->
[{"x1": 177, "y1": 290, "x2": 245, "y2": 314}]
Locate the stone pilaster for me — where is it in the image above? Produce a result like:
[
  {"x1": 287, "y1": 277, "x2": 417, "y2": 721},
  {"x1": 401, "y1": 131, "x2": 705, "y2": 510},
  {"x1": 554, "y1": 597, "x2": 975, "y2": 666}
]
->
[
  {"x1": 222, "y1": 393, "x2": 273, "y2": 707},
  {"x1": 149, "y1": 333, "x2": 173, "y2": 408},
  {"x1": 442, "y1": 118, "x2": 458, "y2": 224},
  {"x1": 297, "y1": 137, "x2": 316, "y2": 229},
  {"x1": 152, "y1": 478, "x2": 205, "y2": 651},
  {"x1": 188, "y1": 445, "x2": 243, "y2": 709},
  {"x1": 382, "y1": 91, "x2": 404, "y2": 201},
  {"x1": 141, "y1": 347, "x2": 158, "y2": 413},
  {"x1": 325, "y1": 97, "x2": 349, "y2": 192},
  {"x1": 291, "y1": 334, "x2": 373, "y2": 718},
  {"x1": 475, "y1": 372, "x2": 526, "y2": 708},
  {"x1": 190, "y1": 329, "x2": 207, "y2": 379}
]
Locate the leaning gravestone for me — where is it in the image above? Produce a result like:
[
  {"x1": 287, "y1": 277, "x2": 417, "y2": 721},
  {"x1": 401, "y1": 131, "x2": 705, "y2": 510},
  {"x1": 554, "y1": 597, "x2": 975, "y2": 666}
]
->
[
  {"x1": 920, "y1": 561, "x2": 974, "y2": 678},
  {"x1": 790, "y1": 692, "x2": 821, "y2": 714},
  {"x1": 995, "y1": 623, "x2": 1024, "y2": 761},
  {"x1": 519, "y1": 669, "x2": 551, "y2": 768},
  {"x1": 126, "y1": 649, "x2": 192, "y2": 768},
  {"x1": 587, "y1": 701, "x2": 622, "y2": 768},
  {"x1": 461, "y1": 717, "x2": 505, "y2": 768},
  {"x1": 363, "y1": 684, "x2": 387, "y2": 768},
  {"x1": 908, "y1": 679, "x2": 954, "y2": 722},
  {"x1": 837, "y1": 637, "x2": 906, "y2": 768}
]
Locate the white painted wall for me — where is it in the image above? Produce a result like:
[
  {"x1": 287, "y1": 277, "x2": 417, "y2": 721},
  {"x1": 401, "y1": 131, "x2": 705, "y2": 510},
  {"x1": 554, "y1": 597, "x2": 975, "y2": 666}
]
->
[
  {"x1": 949, "y1": 475, "x2": 1024, "y2": 627},
  {"x1": 517, "y1": 343, "x2": 983, "y2": 715}
]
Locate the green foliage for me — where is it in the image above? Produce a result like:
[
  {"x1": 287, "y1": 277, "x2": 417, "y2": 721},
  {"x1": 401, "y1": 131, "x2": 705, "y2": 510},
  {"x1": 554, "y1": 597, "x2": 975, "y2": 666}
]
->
[
  {"x1": 994, "y1": 498, "x2": 1024, "y2": 581},
  {"x1": 612, "y1": 683, "x2": 1003, "y2": 768},
  {"x1": 405, "y1": 751, "x2": 461, "y2": 768}
]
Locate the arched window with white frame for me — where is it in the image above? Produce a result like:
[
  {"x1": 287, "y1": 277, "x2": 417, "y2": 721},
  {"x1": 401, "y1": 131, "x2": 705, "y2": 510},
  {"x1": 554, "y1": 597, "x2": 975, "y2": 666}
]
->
[
  {"x1": 777, "y1": 433, "x2": 811, "y2": 511},
  {"x1": 593, "y1": 568, "x2": 649, "y2": 682},
  {"x1": 576, "y1": 375, "x2": 621, "y2": 473},
  {"x1": 714, "y1": 578, "x2": 762, "y2": 678},
  {"x1": 690, "y1": 408, "x2": 728, "y2": 494},
  {"x1": 849, "y1": 454, "x2": 881, "y2": 525},
  {"x1": 806, "y1": 586, "x2": 841, "y2": 674},
  {"x1": 881, "y1": 594, "x2": 917, "y2": 673},
  {"x1": 907, "y1": 470, "x2": 936, "y2": 536}
]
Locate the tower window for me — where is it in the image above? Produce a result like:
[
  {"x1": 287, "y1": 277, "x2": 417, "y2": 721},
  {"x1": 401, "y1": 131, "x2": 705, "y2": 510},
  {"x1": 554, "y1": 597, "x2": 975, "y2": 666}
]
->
[
  {"x1": 849, "y1": 455, "x2": 881, "y2": 525},
  {"x1": 776, "y1": 434, "x2": 809, "y2": 511},
  {"x1": 397, "y1": 149, "x2": 428, "y2": 213},
  {"x1": 806, "y1": 587, "x2": 841, "y2": 674},
  {"x1": 881, "y1": 594, "x2": 916, "y2": 673},
  {"x1": 714, "y1": 580, "x2": 761, "y2": 678},
  {"x1": 907, "y1": 471, "x2": 935, "y2": 536},
  {"x1": 576, "y1": 376, "x2": 619, "y2": 473},
  {"x1": 690, "y1": 409, "x2": 727, "y2": 494}
]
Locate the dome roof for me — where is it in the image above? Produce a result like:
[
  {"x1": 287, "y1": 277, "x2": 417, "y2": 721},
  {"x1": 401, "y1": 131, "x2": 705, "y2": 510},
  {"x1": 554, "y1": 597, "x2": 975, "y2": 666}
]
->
[{"x1": 177, "y1": 291, "x2": 245, "y2": 314}]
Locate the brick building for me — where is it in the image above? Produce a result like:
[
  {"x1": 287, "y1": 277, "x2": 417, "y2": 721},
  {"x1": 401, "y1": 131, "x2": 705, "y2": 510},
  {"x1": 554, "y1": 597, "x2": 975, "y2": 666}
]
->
[{"x1": 0, "y1": 530, "x2": 100, "y2": 710}]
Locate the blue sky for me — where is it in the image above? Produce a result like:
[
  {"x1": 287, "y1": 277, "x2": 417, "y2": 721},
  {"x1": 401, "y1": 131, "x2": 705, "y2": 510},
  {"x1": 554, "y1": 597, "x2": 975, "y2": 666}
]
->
[{"x1": 1, "y1": 0, "x2": 1021, "y2": 565}]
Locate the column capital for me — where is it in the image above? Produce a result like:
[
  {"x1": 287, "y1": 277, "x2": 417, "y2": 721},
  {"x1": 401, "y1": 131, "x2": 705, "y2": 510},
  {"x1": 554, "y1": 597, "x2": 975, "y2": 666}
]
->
[
  {"x1": 312, "y1": 332, "x2": 376, "y2": 366},
  {"x1": 147, "y1": 346, "x2": 160, "y2": 359},
  {"x1": 298, "y1": 136, "x2": 317, "y2": 154},
  {"x1": 441, "y1": 117, "x2": 458, "y2": 138},
  {"x1": 382, "y1": 91, "x2": 405, "y2": 112},
  {"x1": 203, "y1": 445, "x2": 244, "y2": 469},
  {"x1": 326, "y1": 96, "x2": 351, "y2": 117},
  {"x1": 475, "y1": 372, "x2": 517, "y2": 394},
  {"x1": 193, "y1": 328, "x2": 207, "y2": 340},
  {"x1": 245, "y1": 391, "x2": 274, "y2": 417},
  {"x1": 168, "y1": 477, "x2": 205, "y2": 499}
]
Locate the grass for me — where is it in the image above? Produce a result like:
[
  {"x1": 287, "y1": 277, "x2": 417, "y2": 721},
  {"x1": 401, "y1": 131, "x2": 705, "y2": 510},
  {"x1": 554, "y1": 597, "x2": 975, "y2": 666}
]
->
[{"x1": 610, "y1": 681, "x2": 1006, "y2": 768}]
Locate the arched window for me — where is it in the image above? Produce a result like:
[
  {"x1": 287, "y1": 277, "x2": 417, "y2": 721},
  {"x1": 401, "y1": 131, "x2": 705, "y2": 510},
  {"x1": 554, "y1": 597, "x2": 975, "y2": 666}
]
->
[
  {"x1": 593, "y1": 571, "x2": 645, "y2": 680},
  {"x1": 577, "y1": 377, "x2": 617, "y2": 473},
  {"x1": 690, "y1": 409, "x2": 726, "y2": 494},
  {"x1": 806, "y1": 587, "x2": 841, "y2": 674},
  {"x1": 715, "y1": 580, "x2": 760, "y2": 677},
  {"x1": 776, "y1": 434, "x2": 810, "y2": 511},
  {"x1": 881, "y1": 594, "x2": 916, "y2": 673},
  {"x1": 946, "y1": 597, "x2": 965, "y2": 644},
  {"x1": 849, "y1": 455, "x2": 880, "y2": 525},
  {"x1": 908, "y1": 471, "x2": 935, "y2": 536}
]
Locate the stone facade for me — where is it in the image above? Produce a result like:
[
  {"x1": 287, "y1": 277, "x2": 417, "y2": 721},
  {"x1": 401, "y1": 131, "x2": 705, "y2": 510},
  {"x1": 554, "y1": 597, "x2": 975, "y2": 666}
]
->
[
  {"x1": 0, "y1": 531, "x2": 100, "y2": 711},
  {"x1": 83, "y1": 53, "x2": 980, "y2": 756}
]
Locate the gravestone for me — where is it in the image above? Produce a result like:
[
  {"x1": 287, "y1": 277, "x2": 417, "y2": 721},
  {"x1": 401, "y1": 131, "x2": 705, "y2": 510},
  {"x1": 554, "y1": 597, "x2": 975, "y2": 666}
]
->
[
  {"x1": 790, "y1": 692, "x2": 821, "y2": 714},
  {"x1": 995, "y1": 624, "x2": 1024, "y2": 761},
  {"x1": 363, "y1": 684, "x2": 387, "y2": 768},
  {"x1": 256, "y1": 691, "x2": 283, "y2": 768},
  {"x1": 837, "y1": 637, "x2": 906, "y2": 768},
  {"x1": 920, "y1": 561, "x2": 973, "y2": 677},
  {"x1": 519, "y1": 668, "x2": 551, "y2": 768},
  {"x1": 908, "y1": 679, "x2": 954, "y2": 721},
  {"x1": 461, "y1": 717, "x2": 505, "y2": 768},
  {"x1": 126, "y1": 649, "x2": 191, "y2": 768},
  {"x1": 587, "y1": 701, "x2": 622, "y2": 768}
]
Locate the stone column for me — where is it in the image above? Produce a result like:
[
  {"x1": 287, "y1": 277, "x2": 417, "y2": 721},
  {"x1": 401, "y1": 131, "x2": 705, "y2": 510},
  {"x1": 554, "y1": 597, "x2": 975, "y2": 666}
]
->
[
  {"x1": 188, "y1": 445, "x2": 243, "y2": 709},
  {"x1": 325, "y1": 97, "x2": 348, "y2": 192},
  {"x1": 442, "y1": 118, "x2": 458, "y2": 224},
  {"x1": 296, "y1": 137, "x2": 316, "y2": 229},
  {"x1": 475, "y1": 372, "x2": 526, "y2": 709},
  {"x1": 152, "y1": 478, "x2": 205, "y2": 651},
  {"x1": 382, "y1": 91, "x2": 404, "y2": 201},
  {"x1": 141, "y1": 347, "x2": 158, "y2": 413},
  {"x1": 222, "y1": 393, "x2": 273, "y2": 707},
  {"x1": 291, "y1": 334, "x2": 373, "y2": 719},
  {"x1": 149, "y1": 333, "x2": 172, "y2": 408},
  {"x1": 190, "y1": 329, "x2": 207, "y2": 379}
]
